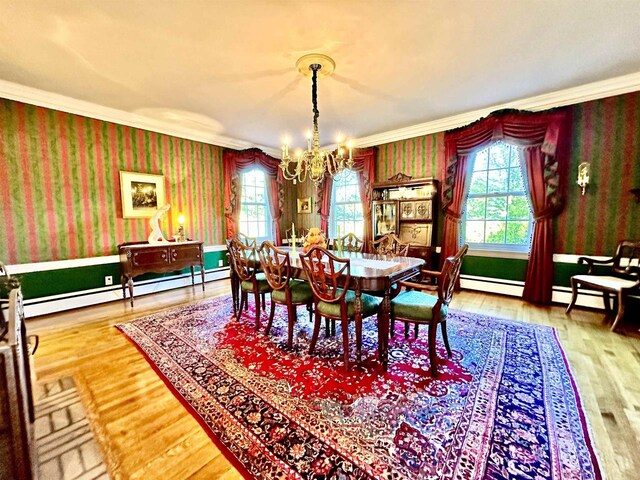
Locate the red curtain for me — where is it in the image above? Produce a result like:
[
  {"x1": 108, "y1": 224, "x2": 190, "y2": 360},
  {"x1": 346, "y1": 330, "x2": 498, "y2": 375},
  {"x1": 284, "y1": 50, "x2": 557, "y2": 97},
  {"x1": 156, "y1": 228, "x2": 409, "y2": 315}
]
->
[
  {"x1": 352, "y1": 147, "x2": 377, "y2": 252},
  {"x1": 316, "y1": 176, "x2": 333, "y2": 237},
  {"x1": 442, "y1": 110, "x2": 569, "y2": 304},
  {"x1": 223, "y1": 148, "x2": 283, "y2": 244}
]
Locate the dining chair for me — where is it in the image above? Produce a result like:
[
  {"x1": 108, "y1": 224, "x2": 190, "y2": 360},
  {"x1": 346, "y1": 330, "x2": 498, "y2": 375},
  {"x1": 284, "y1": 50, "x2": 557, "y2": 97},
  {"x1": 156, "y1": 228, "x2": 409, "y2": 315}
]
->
[
  {"x1": 226, "y1": 238, "x2": 240, "y2": 317},
  {"x1": 566, "y1": 239, "x2": 640, "y2": 331},
  {"x1": 372, "y1": 233, "x2": 410, "y2": 256},
  {"x1": 390, "y1": 244, "x2": 468, "y2": 377},
  {"x1": 231, "y1": 241, "x2": 271, "y2": 329},
  {"x1": 234, "y1": 232, "x2": 257, "y2": 248},
  {"x1": 284, "y1": 227, "x2": 305, "y2": 247},
  {"x1": 299, "y1": 246, "x2": 382, "y2": 371},
  {"x1": 335, "y1": 233, "x2": 364, "y2": 253},
  {"x1": 258, "y1": 241, "x2": 314, "y2": 349}
]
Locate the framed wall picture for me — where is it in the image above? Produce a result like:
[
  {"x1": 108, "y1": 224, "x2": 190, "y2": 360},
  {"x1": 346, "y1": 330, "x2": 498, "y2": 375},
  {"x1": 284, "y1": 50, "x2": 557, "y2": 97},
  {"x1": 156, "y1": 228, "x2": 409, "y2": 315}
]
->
[
  {"x1": 119, "y1": 171, "x2": 166, "y2": 218},
  {"x1": 297, "y1": 196, "x2": 313, "y2": 214}
]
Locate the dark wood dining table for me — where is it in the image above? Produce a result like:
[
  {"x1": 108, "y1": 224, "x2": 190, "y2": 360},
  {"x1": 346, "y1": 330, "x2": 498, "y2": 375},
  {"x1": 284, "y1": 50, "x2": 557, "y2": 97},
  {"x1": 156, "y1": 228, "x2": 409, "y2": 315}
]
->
[{"x1": 228, "y1": 247, "x2": 425, "y2": 370}]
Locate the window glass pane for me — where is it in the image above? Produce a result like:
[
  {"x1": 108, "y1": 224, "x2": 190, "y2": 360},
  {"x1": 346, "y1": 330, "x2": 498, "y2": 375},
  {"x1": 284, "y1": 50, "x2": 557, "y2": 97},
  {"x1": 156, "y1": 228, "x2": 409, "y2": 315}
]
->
[
  {"x1": 466, "y1": 198, "x2": 486, "y2": 220},
  {"x1": 509, "y1": 168, "x2": 525, "y2": 192},
  {"x1": 469, "y1": 171, "x2": 487, "y2": 195},
  {"x1": 489, "y1": 145, "x2": 508, "y2": 169},
  {"x1": 244, "y1": 171, "x2": 256, "y2": 187},
  {"x1": 507, "y1": 196, "x2": 530, "y2": 220},
  {"x1": 473, "y1": 149, "x2": 488, "y2": 171},
  {"x1": 506, "y1": 221, "x2": 530, "y2": 244},
  {"x1": 255, "y1": 187, "x2": 266, "y2": 204},
  {"x1": 244, "y1": 187, "x2": 256, "y2": 203},
  {"x1": 336, "y1": 186, "x2": 347, "y2": 203},
  {"x1": 509, "y1": 147, "x2": 520, "y2": 167},
  {"x1": 335, "y1": 204, "x2": 346, "y2": 222},
  {"x1": 487, "y1": 168, "x2": 508, "y2": 193},
  {"x1": 485, "y1": 221, "x2": 506, "y2": 243},
  {"x1": 486, "y1": 196, "x2": 507, "y2": 220},
  {"x1": 345, "y1": 186, "x2": 361, "y2": 203},
  {"x1": 246, "y1": 222, "x2": 259, "y2": 237},
  {"x1": 465, "y1": 221, "x2": 485, "y2": 243}
]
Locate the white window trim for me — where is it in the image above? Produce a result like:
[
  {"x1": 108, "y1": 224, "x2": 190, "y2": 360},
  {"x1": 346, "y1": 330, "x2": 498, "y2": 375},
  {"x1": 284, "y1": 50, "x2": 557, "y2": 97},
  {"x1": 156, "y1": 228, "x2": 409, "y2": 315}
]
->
[
  {"x1": 239, "y1": 168, "x2": 273, "y2": 243},
  {"x1": 460, "y1": 142, "x2": 533, "y2": 254}
]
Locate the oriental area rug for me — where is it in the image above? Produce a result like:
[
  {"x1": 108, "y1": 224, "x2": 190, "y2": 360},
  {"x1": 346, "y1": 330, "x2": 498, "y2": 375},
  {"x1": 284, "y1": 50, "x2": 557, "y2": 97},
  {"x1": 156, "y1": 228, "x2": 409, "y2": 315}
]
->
[{"x1": 116, "y1": 295, "x2": 602, "y2": 480}]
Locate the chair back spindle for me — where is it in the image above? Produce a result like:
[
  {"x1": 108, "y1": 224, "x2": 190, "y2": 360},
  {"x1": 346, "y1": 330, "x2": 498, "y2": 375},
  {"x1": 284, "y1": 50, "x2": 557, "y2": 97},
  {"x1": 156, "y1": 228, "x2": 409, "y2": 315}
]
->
[
  {"x1": 299, "y1": 247, "x2": 350, "y2": 304},
  {"x1": 234, "y1": 232, "x2": 257, "y2": 248},
  {"x1": 336, "y1": 233, "x2": 364, "y2": 253},
  {"x1": 258, "y1": 241, "x2": 291, "y2": 291},
  {"x1": 233, "y1": 242, "x2": 259, "y2": 283},
  {"x1": 438, "y1": 244, "x2": 468, "y2": 305},
  {"x1": 613, "y1": 240, "x2": 640, "y2": 277}
]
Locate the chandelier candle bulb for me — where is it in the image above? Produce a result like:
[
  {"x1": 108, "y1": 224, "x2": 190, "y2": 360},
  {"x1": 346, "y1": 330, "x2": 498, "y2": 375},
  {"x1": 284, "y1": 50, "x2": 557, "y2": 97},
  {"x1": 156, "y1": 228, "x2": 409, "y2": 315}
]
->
[{"x1": 278, "y1": 54, "x2": 353, "y2": 186}]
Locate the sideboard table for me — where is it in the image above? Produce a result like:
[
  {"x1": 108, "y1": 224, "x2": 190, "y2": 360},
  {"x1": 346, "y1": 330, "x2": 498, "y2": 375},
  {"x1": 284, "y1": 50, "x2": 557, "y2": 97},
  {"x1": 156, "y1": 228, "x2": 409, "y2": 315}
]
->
[{"x1": 118, "y1": 241, "x2": 205, "y2": 307}]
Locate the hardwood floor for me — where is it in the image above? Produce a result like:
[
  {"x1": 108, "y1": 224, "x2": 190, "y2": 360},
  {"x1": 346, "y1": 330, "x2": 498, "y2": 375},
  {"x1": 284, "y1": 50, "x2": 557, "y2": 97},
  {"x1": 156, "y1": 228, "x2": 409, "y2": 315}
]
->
[{"x1": 29, "y1": 281, "x2": 640, "y2": 479}]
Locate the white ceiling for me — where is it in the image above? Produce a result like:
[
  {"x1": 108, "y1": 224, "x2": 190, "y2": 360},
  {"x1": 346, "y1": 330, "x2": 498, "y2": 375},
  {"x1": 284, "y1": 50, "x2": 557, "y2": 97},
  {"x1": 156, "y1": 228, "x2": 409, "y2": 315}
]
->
[{"x1": 1, "y1": 0, "x2": 640, "y2": 151}]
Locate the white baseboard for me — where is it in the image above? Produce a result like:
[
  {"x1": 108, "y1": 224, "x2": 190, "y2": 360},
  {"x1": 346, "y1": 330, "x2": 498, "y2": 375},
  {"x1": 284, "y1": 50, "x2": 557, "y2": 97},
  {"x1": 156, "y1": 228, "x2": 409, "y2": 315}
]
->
[
  {"x1": 460, "y1": 274, "x2": 607, "y2": 310},
  {"x1": 24, "y1": 268, "x2": 230, "y2": 317}
]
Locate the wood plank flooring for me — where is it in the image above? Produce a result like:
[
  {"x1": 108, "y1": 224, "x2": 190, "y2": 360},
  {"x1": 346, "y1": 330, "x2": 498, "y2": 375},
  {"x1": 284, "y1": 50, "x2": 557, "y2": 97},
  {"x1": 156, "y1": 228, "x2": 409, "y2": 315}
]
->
[{"x1": 28, "y1": 282, "x2": 640, "y2": 479}]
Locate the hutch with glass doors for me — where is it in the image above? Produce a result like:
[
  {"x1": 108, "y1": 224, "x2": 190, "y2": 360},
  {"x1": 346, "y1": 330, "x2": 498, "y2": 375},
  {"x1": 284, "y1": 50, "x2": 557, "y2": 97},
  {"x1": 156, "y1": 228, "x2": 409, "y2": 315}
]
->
[{"x1": 372, "y1": 174, "x2": 438, "y2": 267}]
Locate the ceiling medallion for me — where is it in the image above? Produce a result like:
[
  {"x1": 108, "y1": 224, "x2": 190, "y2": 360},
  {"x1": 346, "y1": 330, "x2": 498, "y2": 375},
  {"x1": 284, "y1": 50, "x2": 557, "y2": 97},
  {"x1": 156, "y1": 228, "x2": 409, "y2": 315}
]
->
[{"x1": 280, "y1": 54, "x2": 353, "y2": 186}]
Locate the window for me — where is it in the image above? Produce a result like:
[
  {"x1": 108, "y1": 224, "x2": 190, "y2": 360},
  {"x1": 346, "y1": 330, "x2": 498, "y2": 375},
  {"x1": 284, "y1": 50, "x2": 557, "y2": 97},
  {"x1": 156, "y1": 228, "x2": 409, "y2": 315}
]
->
[
  {"x1": 330, "y1": 169, "x2": 364, "y2": 239},
  {"x1": 462, "y1": 142, "x2": 533, "y2": 252},
  {"x1": 239, "y1": 168, "x2": 272, "y2": 242}
]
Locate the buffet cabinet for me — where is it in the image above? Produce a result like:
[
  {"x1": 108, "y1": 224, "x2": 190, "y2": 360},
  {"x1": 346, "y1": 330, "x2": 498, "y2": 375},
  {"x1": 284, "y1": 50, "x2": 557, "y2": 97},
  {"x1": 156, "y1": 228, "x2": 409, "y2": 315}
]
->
[
  {"x1": 372, "y1": 173, "x2": 439, "y2": 268},
  {"x1": 119, "y1": 240, "x2": 205, "y2": 307}
]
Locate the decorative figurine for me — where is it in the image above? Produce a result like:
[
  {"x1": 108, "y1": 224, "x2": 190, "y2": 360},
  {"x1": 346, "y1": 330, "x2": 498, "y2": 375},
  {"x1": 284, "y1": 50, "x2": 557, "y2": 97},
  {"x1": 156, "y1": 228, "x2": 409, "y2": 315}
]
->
[{"x1": 148, "y1": 204, "x2": 171, "y2": 244}]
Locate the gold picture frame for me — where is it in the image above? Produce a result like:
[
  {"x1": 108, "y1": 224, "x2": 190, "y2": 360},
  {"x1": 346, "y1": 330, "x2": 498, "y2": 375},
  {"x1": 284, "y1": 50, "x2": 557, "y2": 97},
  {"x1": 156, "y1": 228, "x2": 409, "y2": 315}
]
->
[
  {"x1": 119, "y1": 171, "x2": 166, "y2": 218},
  {"x1": 297, "y1": 196, "x2": 313, "y2": 214}
]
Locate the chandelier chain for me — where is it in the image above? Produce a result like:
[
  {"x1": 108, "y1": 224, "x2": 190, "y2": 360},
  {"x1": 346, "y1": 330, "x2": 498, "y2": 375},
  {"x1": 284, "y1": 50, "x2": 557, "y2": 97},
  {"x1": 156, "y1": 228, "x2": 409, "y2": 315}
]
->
[{"x1": 311, "y1": 64, "x2": 320, "y2": 131}]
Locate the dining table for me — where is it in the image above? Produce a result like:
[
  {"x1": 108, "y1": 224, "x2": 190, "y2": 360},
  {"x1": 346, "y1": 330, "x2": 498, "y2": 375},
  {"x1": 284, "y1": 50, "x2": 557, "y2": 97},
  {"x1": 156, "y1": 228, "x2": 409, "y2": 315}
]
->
[{"x1": 227, "y1": 246, "x2": 425, "y2": 370}]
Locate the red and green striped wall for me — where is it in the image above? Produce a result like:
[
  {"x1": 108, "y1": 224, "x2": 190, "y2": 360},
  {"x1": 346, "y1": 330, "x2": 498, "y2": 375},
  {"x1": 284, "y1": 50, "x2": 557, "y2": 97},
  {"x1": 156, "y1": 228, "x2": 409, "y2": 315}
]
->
[
  {"x1": 355, "y1": 92, "x2": 640, "y2": 257},
  {"x1": 0, "y1": 99, "x2": 226, "y2": 265},
  {"x1": 555, "y1": 92, "x2": 640, "y2": 255}
]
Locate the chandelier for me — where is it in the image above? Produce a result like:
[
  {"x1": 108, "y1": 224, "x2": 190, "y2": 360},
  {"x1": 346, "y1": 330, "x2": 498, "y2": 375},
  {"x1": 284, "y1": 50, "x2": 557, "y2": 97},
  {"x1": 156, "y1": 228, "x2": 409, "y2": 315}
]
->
[{"x1": 280, "y1": 54, "x2": 353, "y2": 186}]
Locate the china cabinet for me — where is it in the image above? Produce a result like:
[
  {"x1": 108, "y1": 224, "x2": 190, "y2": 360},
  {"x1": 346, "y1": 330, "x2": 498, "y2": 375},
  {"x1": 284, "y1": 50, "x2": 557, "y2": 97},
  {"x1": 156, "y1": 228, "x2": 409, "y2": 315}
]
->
[{"x1": 372, "y1": 174, "x2": 438, "y2": 267}]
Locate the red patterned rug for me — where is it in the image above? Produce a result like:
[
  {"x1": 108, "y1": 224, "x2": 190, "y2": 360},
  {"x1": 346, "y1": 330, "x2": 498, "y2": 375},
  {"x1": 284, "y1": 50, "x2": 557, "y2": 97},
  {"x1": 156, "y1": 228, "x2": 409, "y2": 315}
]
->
[{"x1": 116, "y1": 295, "x2": 602, "y2": 479}]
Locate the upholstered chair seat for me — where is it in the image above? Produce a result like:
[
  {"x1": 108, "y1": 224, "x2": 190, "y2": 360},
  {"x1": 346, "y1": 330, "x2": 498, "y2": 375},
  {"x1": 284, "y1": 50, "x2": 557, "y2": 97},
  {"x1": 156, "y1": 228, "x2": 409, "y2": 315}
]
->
[
  {"x1": 570, "y1": 275, "x2": 637, "y2": 291},
  {"x1": 241, "y1": 272, "x2": 271, "y2": 293},
  {"x1": 316, "y1": 289, "x2": 382, "y2": 318},
  {"x1": 271, "y1": 279, "x2": 314, "y2": 304},
  {"x1": 391, "y1": 290, "x2": 448, "y2": 322}
]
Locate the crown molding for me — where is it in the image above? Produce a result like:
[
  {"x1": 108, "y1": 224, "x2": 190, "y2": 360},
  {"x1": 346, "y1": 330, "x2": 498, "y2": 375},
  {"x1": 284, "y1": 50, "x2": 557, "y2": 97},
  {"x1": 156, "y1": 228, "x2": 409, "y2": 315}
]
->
[
  {"x1": 353, "y1": 71, "x2": 640, "y2": 147},
  {"x1": 3, "y1": 71, "x2": 639, "y2": 156},
  {"x1": 0, "y1": 78, "x2": 281, "y2": 156}
]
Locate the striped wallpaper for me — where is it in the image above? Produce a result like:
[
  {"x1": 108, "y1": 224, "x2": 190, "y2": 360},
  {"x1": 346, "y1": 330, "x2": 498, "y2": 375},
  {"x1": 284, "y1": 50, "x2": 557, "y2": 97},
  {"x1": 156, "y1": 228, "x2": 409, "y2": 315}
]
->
[
  {"x1": 555, "y1": 92, "x2": 640, "y2": 255},
  {"x1": 0, "y1": 99, "x2": 226, "y2": 265},
  {"x1": 375, "y1": 132, "x2": 445, "y2": 183}
]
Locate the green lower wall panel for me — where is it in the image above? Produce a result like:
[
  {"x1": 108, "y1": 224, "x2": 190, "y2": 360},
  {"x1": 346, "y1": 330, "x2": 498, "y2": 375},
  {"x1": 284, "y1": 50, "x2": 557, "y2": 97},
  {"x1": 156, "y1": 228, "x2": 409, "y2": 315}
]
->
[
  {"x1": 461, "y1": 256, "x2": 528, "y2": 282},
  {"x1": 13, "y1": 250, "x2": 227, "y2": 300},
  {"x1": 462, "y1": 255, "x2": 607, "y2": 288}
]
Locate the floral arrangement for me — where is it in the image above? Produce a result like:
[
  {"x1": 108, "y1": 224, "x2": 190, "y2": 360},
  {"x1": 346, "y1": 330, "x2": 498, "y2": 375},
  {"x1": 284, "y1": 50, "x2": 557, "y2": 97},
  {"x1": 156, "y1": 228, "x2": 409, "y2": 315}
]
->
[{"x1": 303, "y1": 227, "x2": 327, "y2": 253}]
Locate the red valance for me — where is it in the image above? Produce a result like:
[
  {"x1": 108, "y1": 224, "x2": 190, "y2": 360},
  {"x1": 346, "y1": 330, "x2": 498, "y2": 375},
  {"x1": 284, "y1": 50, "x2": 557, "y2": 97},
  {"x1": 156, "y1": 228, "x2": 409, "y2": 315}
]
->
[{"x1": 223, "y1": 148, "x2": 284, "y2": 244}]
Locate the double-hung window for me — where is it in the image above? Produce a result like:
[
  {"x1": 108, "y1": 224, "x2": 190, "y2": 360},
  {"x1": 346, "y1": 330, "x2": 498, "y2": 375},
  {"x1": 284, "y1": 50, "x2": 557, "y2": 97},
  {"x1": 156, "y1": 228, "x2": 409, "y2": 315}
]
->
[
  {"x1": 239, "y1": 168, "x2": 272, "y2": 242},
  {"x1": 330, "y1": 169, "x2": 364, "y2": 239},
  {"x1": 462, "y1": 141, "x2": 533, "y2": 252}
]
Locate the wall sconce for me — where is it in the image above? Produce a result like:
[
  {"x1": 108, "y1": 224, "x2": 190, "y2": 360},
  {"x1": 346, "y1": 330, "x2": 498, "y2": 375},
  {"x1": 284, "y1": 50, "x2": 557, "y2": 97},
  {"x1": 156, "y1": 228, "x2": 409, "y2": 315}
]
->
[{"x1": 577, "y1": 162, "x2": 590, "y2": 195}]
